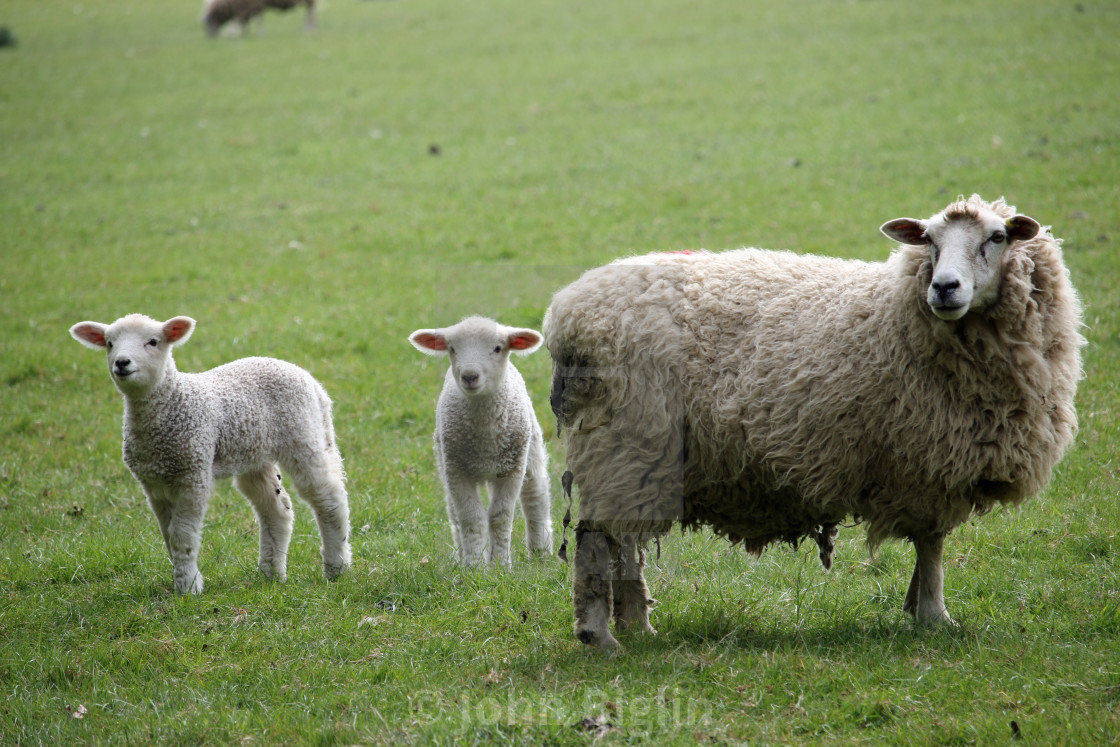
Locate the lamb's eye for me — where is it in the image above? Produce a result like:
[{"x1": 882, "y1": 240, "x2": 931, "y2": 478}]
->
[
  {"x1": 107, "y1": 341, "x2": 113, "y2": 350},
  {"x1": 448, "y1": 346, "x2": 455, "y2": 354},
  {"x1": 929, "y1": 242, "x2": 939, "y2": 261},
  {"x1": 990, "y1": 231, "x2": 1006, "y2": 244},
  {"x1": 147, "y1": 338, "x2": 159, "y2": 347},
  {"x1": 493, "y1": 346, "x2": 502, "y2": 354}
]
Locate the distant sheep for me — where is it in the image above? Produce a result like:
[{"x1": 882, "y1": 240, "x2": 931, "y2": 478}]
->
[
  {"x1": 410, "y1": 316, "x2": 553, "y2": 569},
  {"x1": 545, "y1": 195, "x2": 1084, "y2": 649},
  {"x1": 202, "y1": 0, "x2": 316, "y2": 37},
  {"x1": 71, "y1": 314, "x2": 351, "y2": 594}
]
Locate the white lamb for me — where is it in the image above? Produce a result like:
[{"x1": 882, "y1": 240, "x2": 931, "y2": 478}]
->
[
  {"x1": 409, "y1": 316, "x2": 553, "y2": 569},
  {"x1": 545, "y1": 195, "x2": 1084, "y2": 649},
  {"x1": 70, "y1": 314, "x2": 351, "y2": 594}
]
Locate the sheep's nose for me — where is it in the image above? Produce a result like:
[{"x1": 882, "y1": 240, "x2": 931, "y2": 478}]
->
[
  {"x1": 114, "y1": 358, "x2": 132, "y2": 372},
  {"x1": 931, "y1": 278, "x2": 960, "y2": 299},
  {"x1": 461, "y1": 373, "x2": 479, "y2": 387}
]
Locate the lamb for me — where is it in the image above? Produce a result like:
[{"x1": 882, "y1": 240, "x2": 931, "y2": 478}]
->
[
  {"x1": 544, "y1": 195, "x2": 1084, "y2": 649},
  {"x1": 409, "y1": 316, "x2": 553, "y2": 569},
  {"x1": 202, "y1": 0, "x2": 316, "y2": 37},
  {"x1": 70, "y1": 314, "x2": 351, "y2": 594}
]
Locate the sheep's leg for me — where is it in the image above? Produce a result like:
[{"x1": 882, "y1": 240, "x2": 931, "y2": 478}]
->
[
  {"x1": 146, "y1": 482, "x2": 208, "y2": 595},
  {"x1": 573, "y1": 524, "x2": 619, "y2": 650},
  {"x1": 519, "y1": 438, "x2": 553, "y2": 557},
  {"x1": 906, "y1": 534, "x2": 953, "y2": 624},
  {"x1": 612, "y1": 537, "x2": 656, "y2": 635},
  {"x1": 287, "y1": 451, "x2": 352, "y2": 580},
  {"x1": 486, "y1": 474, "x2": 522, "y2": 570},
  {"x1": 446, "y1": 474, "x2": 487, "y2": 567},
  {"x1": 235, "y1": 466, "x2": 295, "y2": 582}
]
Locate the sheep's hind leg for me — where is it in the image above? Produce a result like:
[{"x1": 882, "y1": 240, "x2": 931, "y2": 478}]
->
[
  {"x1": 519, "y1": 438, "x2": 554, "y2": 557},
  {"x1": 573, "y1": 524, "x2": 618, "y2": 650},
  {"x1": 288, "y1": 451, "x2": 352, "y2": 580},
  {"x1": 235, "y1": 466, "x2": 295, "y2": 582},
  {"x1": 905, "y1": 533, "x2": 953, "y2": 624},
  {"x1": 612, "y1": 536, "x2": 656, "y2": 635}
]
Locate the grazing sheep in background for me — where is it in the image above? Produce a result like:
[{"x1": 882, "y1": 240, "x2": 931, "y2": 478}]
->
[
  {"x1": 410, "y1": 316, "x2": 553, "y2": 569},
  {"x1": 70, "y1": 314, "x2": 351, "y2": 594},
  {"x1": 202, "y1": 0, "x2": 316, "y2": 37},
  {"x1": 545, "y1": 195, "x2": 1084, "y2": 649}
]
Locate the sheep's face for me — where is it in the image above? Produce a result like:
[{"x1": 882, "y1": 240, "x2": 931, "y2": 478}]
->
[
  {"x1": 881, "y1": 206, "x2": 1040, "y2": 321},
  {"x1": 70, "y1": 314, "x2": 195, "y2": 396},
  {"x1": 410, "y1": 316, "x2": 543, "y2": 398}
]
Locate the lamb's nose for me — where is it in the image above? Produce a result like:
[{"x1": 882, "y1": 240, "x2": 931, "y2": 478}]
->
[
  {"x1": 461, "y1": 373, "x2": 479, "y2": 387},
  {"x1": 115, "y1": 358, "x2": 132, "y2": 371}
]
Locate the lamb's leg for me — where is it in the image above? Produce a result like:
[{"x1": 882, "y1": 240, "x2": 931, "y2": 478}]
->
[
  {"x1": 235, "y1": 466, "x2": 295, "y2": 582},
  {"x1": 287, "y1": 451, "x2": 352, "y2": 580},
  {"x1": 146, "y1": 482, "x2": 208, "y2": 595},
  {"x1": 612, "y1": 537, "x2": 656, "y2": 635},
  {"x1": 573, "y1": 524, "x2": 618, "y2": 650},
  {"x1": 446, "y1": 474, "x2": 487, "y2": 567},
  {"x1": 487, "y1": 473, "x2": 523, "y2": 570},
  {"x1": 907, "y1": 533, "x2": 952, "y2": 624},
  {"x1": 519, "y1": 438, "x2": 553, "y2": 557}
]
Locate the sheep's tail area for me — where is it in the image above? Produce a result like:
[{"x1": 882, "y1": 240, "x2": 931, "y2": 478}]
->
[
  {"x1": 548, "y1": 327, "x2": 684, "y2": 541},
  {"x1": 317, "y1": 381, "x2": 346, "y2": 484}
]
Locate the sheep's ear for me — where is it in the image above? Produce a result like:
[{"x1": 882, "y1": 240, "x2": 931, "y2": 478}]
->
[
  {"x1": 162, "y1": 317, "x2": 196, "y2": 346},
  {"x1": 409, "y1": 330, "x2": 449, "y2": 356},
  {"x1": 1006, "y1": 215, "x2": 1040, "y2": 243},
  {"x1": 880, "y1": 218, "x2": 928, "y2": 246},
  {"x1": 508, "y1": 328, "x2": 543, "y2": 355},
  {"x1": 70, "y1": 321, "x2": 109, "y2": 350}
]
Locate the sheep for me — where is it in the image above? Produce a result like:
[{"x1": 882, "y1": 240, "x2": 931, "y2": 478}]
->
[
  {"x1": 544, "y1": 195, "x2": 1084, "y2": 649},
  {"x1": 409, "y1": 316, "x2": 553, "y2": 569},
  {"x1": 70, "y1": 314, "x2": 351, "y2": 594},
  {"x1": 202, "y1": 0, "x2": 316, "y2": 38}
]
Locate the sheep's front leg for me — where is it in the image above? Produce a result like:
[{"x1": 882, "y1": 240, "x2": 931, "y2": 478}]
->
[
  {"x1": 612, "y1": 537, "x2": 656, "y2": 635},
  {"x1": 573, "y1": 524, "x2": 618, "y2": 650},
  {"x1": 519, "y1": 439, "x2": 553, "y2": 557},
  {"x1": 147, "y1": 482, "x2": 209, "y2": 595},
  {"x1": 487, "y1": 473, "x2": 522, "y2": 570},
  {"x1": 446, "y1": 474, "x2": 487, "y2": 567},
  {"x1": 904, "y1": 533, "x2": 953, "y2": 624},
  {"x1": 235, "y1": 467, "x2": 295, "y2": 582}
]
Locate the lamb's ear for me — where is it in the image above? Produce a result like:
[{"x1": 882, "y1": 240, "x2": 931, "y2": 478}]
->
[
  {"x1": 1006, "y1": 215, "x2": 1040, "y2": 243},
  {"x1": 507, "y1": 328, "x2": 543, "y2": 355},
  {"x1": 70, "y1": 322, "x2": 109, "y2": 350},
  {"x1": 162, "y1": 317, "x2": 196, "y2": 346},
  {"x1": 880, "y1": 218, "x2": 928, "y2": 246},
  {"x1": 409, "y1": 329, "x2": 449, "y2": 356}
]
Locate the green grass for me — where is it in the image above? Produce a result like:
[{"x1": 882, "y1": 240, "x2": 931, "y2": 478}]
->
[{"x1": 2, "y1": 0, "x2": 1119, "y2": 743}]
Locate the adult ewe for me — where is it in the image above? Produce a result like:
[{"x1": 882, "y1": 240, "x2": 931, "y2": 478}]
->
[
  {"x1": 202, "y1": 0, "x2": 316, "y2": 37},
  {"x1": 545, "y1": 195, "x2": 1083, "y2": 649},
  {"x1": 71, "y1": 314, "x2": 351, "y2": 594},
  {"x1": 410, "y1": 317, "x2": 553, "y2": 569}
]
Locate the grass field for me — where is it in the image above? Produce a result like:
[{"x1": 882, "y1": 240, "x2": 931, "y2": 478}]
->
[{"x1": 2, "y1": 0, "x2": 1119, "y2": 743}]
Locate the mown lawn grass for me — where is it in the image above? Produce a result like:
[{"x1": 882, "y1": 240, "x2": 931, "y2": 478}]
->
[{"x1": 1, "y1": 0, "x2": 1118, "y2": 743}]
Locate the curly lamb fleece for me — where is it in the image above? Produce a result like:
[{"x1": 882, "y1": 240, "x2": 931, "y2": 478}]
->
[
  {"x1": 70, "y1": 314, "x2": 351, "y2": 594},
  {"x1": 545, "y1": 195, "x2": 1084, "y2": 649}
]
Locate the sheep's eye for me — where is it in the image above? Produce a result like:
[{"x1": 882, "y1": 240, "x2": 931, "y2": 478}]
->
[
  {"x1": 448, "y1": 346, "x2": 455, "y2": 354},
  {"x1": 990, "y1": 231, "x2": 1006, "y2": 244},
  {"x1": 493, "y1": 346, "x2": 502, "y2": 354},
  {"x1": 928, "y1": 242, "x2": 939, "y2": 261},
  {"x1": 107, "y1": 341, "x2": 113, "y2": 350},
  {"x1": 147, "y1": 338, "x2": 159, "y2": 347}
]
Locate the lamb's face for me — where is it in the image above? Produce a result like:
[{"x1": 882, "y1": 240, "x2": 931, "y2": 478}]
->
[
  {"x1": 70, "y1": 314, "x2": 196, "y2": 396},
  {"x1": 881, "y1": 205, "x2": 1040, "y2": 321},
  {"x1": 409, "y1": 316, "x2": 543, "y2": 398}
]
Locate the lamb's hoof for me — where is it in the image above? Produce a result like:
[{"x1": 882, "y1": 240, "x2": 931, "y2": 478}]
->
[
  {"x1": 175, "y1": 574, "x2": 204, "y2": 595},
  {"x1": 577, "y1": 627, "x2": 620, "y2": 651},
  {"x1": 323, "y1": 562, "x2": 349, "y2": 581},
  {"x1": 259, "y1": 563, "x2": 287, "y2": 583}
]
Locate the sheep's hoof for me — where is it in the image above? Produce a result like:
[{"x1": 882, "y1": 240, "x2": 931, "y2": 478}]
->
[
  {"x1": 577, "y1": 627, "x2": 620, "y2": 651},
  {"x1": 259, "y1": 563, "x2": 287, "y2": 583},
  {"x1": 323, "y1": 562, "x2": 349, "y2": 581}
]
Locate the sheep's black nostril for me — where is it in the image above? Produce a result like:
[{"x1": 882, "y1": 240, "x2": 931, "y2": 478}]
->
[
  {"x1": 461, "y1": 373, "x2": 479, "y2": 386},
  {"x1": 932, "y1": 279, "x2": 960, "y2": 297},
  {"x1": 115, "y1": 358, "x2": 132, "y2": 371}
]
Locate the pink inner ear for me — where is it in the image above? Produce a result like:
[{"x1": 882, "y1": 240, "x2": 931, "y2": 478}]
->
[
  {"x1": 165, "y1": 320, "x2": 192, "y2": 343},
  {"x1": 77, "y1": 326, "x2": 107, "y2": 347},
  {"x1": 414, "y1": 333, "x2": 447, "y2": 351},
  {"x1": 509, "y1": 333, "x2": 540, "y2": 350}
]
